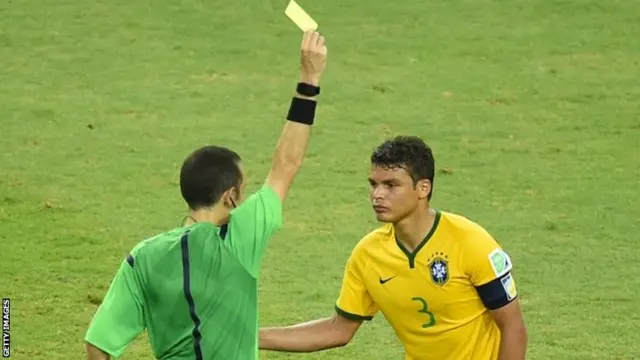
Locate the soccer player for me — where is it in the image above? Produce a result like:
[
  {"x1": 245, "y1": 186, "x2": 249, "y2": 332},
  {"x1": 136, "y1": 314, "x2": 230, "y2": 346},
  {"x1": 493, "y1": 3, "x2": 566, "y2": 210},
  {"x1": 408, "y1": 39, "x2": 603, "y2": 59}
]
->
[
  {"x1": 259, "y1": 136, "x2": 528, "y2": 360},
  {"x1": 84, "y1": 30, "x2": 327, "y2": 360}
]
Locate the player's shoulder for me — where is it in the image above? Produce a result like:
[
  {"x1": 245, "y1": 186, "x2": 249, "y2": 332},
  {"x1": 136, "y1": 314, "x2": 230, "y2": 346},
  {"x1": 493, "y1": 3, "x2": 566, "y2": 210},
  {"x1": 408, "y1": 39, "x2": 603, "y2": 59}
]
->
[
  {"x1": 439, "y1": 211, "x2": 514, "y2": 275},
  {"x1": 350, "y1": 223, "x2": 393, "y2": 257},
  {"x1": 438, "y1": 211, "x2": 498, "y2": 247}
]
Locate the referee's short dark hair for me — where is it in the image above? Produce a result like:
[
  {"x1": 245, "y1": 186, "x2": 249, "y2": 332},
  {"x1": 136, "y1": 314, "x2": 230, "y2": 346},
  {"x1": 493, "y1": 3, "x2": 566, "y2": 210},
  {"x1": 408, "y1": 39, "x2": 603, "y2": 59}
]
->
[
  {"x1": 371, "y1": 136, "x2": 435, "y2": 200},
  {"x1": 180, "y1": 145, "x2": 243, "y2": 210}
]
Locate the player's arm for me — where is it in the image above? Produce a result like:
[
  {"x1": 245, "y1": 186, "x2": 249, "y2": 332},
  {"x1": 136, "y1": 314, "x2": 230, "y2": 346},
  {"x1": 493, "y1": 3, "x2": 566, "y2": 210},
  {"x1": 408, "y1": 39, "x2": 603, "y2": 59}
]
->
[
  {"x1": 84, "y1": 254, "x2": 145, "y2": 359},
  {"x1": 264, "y1": 30, "x2": 327, "y2": 203},
  {"x1": 465, "y1": 233, "x2": 528, "y2": 360},
  {"x1": 260, "y1": 314, "x2": 362, "y2": 352},
  {"x1": 259, "y1": 248, "x2": 376, "y2": 352},
  {"x1": 491, "y1": 298, "x2": 528, "y2": 360}
]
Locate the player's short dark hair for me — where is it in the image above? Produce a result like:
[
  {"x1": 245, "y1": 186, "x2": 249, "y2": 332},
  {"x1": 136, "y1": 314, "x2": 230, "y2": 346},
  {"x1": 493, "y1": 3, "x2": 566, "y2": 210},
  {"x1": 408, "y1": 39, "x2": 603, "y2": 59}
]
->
[
  {"x1": 180, "y1": 145, "x2": 242, "y2": 210},
  {"x1": 371, "y1": 136, "x2": 435, "y2": 200}
]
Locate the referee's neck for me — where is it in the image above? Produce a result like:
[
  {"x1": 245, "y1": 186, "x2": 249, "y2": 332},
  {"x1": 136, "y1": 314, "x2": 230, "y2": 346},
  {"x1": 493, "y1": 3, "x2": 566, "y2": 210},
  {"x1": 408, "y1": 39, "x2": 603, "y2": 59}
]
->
[
  {"x1": 186, "y1": 206, "x2": 230, "y2": 227},
  {"x1": 393, "y1": 207, "x2": 436, "y2": 252}
]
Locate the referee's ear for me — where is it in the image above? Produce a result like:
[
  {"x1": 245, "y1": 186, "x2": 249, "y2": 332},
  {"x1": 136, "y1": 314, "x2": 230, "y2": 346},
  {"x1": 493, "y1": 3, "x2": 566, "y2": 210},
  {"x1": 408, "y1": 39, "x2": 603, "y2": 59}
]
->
[{"x1": 222, "y1": 187, "x2": 239, "y2": 209}]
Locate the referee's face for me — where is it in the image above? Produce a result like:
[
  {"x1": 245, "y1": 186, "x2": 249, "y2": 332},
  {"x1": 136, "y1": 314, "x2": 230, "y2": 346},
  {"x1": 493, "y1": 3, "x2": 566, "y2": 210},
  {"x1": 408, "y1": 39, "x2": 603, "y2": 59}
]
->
[
  {"x1": 368, "y1": 165, "x2": 420, "y2": 223},
  {"x1": 230, "y1": 163, "x2": 248, "y2": 207}
]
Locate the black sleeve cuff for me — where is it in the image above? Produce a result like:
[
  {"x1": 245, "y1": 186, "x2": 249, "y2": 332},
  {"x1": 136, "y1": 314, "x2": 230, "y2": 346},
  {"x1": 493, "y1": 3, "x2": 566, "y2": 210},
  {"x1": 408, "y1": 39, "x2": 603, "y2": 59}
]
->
[
  {"x1": 335, "y1": 305, "x2": 374, "y2": 321},
  {"x1": 475, "y1": 273, "x2": 518, "y2": 310}
]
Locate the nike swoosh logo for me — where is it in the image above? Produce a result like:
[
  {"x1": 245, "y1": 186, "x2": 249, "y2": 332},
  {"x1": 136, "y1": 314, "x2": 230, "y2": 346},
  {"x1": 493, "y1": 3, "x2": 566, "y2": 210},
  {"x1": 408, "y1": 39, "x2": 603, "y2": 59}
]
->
[{"x1": 379, "y1": 276, "x2": 396, "y2": 284}]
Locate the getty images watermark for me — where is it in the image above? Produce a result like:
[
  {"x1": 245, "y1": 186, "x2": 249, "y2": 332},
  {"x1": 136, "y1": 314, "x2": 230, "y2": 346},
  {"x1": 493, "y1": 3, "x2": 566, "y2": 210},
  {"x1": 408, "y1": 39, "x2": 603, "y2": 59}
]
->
[{"x1": 2, "y1": 298, "x2": 9, "y2": 358}]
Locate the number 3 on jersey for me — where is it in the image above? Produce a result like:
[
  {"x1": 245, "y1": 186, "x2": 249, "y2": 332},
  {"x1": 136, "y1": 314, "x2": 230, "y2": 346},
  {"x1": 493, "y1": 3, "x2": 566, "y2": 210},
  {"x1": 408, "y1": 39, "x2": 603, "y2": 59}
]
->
[{"x1": 411, "y1": 297, "x2": 436, "y2": 328}]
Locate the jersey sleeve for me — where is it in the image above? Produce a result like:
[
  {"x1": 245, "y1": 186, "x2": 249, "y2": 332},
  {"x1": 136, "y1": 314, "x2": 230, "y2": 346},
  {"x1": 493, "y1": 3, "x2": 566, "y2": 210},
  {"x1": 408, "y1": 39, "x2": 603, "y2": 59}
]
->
[
  {"x1": 463, "y1": 229, "x2": 519, "y2": 310},
  {"x1": 335, "y1": 248, "x2": 378, "y2": 321},
  {"x1": 85, "y1": 255, "x2": 145, "y2": 358},
  {"x1": 226, "y1": 184, "x2": 283, "y2": 277}
]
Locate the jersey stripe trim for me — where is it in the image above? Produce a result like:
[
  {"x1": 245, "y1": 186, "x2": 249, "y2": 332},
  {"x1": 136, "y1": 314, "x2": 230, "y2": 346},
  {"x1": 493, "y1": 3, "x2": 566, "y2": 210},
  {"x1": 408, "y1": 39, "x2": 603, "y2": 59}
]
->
[
  {"x1": 334, "y1": 305, "x2": 374, "y2": 321},
  {"x1": 474, "y1": 272, "x2": 517, "y2": 310},
  {"x1": 126, "y1": 254, "x2": 134, "y2": 268},
  {"x1": 181, "y1": 232, "x2": 204, "y2": 360},
  {"x1": 219, "y1": 223, "x2": 228, "y2": 240}
]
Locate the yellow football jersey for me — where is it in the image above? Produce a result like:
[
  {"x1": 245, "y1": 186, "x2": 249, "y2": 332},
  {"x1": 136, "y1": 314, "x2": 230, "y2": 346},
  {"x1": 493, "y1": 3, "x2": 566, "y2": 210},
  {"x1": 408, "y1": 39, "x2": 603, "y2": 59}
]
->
[{"x1": 335, "y1": 210, "x2": 518, "y2": 360}]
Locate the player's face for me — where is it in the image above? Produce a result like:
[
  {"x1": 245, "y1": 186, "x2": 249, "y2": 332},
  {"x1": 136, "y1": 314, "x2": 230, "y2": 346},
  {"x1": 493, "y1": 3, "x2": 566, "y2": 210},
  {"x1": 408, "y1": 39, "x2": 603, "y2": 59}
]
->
[{"x1": 368, "y1": 165, "x2": 427, "y2": 223}]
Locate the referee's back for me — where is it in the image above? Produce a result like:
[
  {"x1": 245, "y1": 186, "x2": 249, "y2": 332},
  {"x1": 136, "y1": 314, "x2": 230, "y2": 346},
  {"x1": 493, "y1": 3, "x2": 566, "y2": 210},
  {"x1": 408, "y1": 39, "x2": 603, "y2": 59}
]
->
[{"x1": 136, "y1": 222, "x2": 259, "y2": 359}]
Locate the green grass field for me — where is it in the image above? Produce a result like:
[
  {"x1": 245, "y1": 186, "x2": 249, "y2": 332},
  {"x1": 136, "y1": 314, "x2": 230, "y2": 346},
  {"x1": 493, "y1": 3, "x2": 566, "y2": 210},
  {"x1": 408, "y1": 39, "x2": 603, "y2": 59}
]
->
[{"x1": 1, "y1": 0, "x2": 639, "y2": 359}]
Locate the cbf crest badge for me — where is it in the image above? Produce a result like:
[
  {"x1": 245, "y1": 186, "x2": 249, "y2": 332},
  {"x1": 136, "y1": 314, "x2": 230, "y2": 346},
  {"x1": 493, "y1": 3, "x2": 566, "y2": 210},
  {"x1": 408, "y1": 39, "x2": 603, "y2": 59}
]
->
[{"x1": 427, "y1": 252, "x2": 449, "y2": 286}]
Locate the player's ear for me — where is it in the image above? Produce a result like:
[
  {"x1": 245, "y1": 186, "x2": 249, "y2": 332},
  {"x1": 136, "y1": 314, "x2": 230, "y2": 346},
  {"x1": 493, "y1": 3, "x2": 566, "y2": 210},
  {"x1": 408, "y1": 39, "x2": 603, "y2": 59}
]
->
[{"x1": 417, "y1": 179, "x2": 431, "y2": 200}]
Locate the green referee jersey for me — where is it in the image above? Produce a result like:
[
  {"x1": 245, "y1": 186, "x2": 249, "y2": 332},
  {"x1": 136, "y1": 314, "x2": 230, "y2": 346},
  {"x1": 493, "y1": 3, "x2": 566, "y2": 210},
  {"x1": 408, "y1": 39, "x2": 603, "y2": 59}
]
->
[{"x1": 85, "y1": 185, "x2": 283, "y2": 359}]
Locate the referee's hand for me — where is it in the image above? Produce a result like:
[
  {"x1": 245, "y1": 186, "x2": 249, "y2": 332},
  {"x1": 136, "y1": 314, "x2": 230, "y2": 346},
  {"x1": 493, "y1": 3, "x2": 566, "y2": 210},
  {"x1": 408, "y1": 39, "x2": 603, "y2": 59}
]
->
[{"x1": 300, "y1": 31, "x2": 327, "y2": 87}]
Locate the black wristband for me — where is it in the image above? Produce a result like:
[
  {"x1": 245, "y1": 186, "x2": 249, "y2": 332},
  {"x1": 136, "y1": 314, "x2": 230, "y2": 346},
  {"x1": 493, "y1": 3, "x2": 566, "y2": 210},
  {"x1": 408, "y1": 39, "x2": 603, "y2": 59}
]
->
[
  {"x1": 286, "y1": 97, "x2": 316, "y2": 125},
  {"x1": 296, "y1": 82, "x2": 321, "y2": 97}
]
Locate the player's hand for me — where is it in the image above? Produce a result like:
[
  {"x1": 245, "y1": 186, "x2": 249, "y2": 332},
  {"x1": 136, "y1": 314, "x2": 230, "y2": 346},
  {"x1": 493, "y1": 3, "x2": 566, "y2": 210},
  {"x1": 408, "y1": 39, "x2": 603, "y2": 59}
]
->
[{"x1": 300, "y1": 30, "x2": 327, "y2": 86}]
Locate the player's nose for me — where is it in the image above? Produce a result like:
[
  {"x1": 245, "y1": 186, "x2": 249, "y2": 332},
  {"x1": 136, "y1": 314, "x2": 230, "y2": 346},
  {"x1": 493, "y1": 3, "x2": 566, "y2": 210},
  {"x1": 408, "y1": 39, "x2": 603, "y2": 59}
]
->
[{"x1": 373, "y1": 189, "x2": 388, "y2": 200}]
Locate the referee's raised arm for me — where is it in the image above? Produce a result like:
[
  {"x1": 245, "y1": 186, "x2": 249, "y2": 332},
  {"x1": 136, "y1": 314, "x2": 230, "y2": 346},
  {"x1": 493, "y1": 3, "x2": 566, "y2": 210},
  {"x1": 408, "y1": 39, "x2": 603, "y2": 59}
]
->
[{"x1": 265, "y1": 30, "x2": 327, "y2": 203}]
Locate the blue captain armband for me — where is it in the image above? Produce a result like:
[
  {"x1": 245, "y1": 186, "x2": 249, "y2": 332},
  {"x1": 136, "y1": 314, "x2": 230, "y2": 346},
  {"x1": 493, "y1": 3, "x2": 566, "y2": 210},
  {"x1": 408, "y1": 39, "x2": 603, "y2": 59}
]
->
[{"x1": 475, "y1": 272, "x2": 519, "y2": 310}]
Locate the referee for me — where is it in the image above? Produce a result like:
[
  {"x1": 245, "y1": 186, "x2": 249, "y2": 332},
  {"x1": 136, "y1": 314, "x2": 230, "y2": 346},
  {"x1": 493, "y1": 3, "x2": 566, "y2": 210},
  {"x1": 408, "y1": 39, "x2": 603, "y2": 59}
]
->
[{"x1": 84, "y1": 30, "x2": 328, "y2": 360}]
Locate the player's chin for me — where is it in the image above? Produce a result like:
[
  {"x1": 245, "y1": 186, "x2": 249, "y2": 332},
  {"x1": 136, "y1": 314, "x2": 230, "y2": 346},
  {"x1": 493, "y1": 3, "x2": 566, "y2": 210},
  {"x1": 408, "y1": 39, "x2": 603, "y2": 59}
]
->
[{"x1": 374, "y1": 212, "x2": 397, "y2": 223}]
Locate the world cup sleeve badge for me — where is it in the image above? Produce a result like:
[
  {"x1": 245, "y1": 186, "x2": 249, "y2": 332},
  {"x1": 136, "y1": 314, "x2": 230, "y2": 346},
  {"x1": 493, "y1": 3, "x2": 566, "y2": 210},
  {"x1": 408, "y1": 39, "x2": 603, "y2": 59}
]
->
[
  {"x1": 488, "y1": 248, "x2": 513, "y2": 277},
  {"x1": 501, "y1": 273, "x2": 518, "y2": 300}
]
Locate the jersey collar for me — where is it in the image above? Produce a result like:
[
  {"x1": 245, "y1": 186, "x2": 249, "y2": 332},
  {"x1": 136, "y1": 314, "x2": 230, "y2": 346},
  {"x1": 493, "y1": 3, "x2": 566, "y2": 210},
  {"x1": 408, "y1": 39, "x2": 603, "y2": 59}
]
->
[{"x1": 393, "y1": 210, "x2": 442, "y2": 269}]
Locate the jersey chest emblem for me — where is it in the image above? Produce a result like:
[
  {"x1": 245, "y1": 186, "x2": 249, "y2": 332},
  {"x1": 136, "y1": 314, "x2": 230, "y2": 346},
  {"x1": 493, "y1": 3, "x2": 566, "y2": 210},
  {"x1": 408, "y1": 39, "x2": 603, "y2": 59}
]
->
[{"x1": 427, "y1": 253, "x2": 449, "y2": 286}]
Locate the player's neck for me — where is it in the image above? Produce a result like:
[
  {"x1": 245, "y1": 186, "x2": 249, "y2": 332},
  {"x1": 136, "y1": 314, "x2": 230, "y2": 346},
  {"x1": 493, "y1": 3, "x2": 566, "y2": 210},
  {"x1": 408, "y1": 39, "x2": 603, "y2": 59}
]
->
[
  {"x1": 393, "y1": 206, "x2": 436, "y2": 252},
  {"x1": 185, "y1": 206, "x2": 231, "y2": 227}
]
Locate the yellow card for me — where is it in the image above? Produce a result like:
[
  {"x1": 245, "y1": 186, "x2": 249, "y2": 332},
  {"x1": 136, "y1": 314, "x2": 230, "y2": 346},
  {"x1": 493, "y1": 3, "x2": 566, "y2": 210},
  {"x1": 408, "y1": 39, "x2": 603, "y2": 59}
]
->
[{"x1": 284, "y1": 0, "x2": 318, "y2": 31}]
